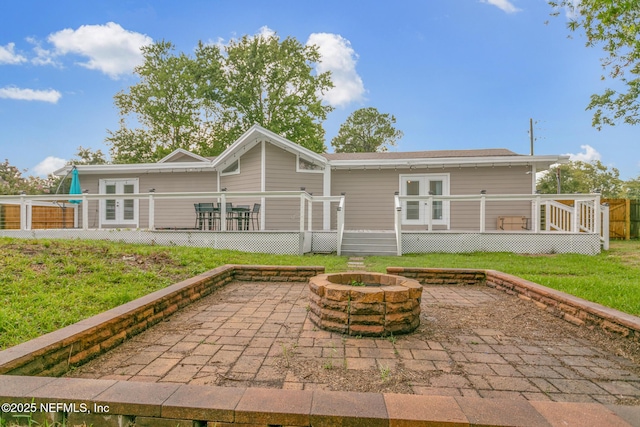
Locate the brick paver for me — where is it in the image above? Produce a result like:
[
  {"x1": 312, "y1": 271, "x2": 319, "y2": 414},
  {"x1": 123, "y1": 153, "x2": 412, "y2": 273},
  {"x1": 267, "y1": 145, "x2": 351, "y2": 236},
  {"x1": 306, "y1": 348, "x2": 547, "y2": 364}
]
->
[{"x1": 69, "y1": 282, "x2": 640, "y2": 405}]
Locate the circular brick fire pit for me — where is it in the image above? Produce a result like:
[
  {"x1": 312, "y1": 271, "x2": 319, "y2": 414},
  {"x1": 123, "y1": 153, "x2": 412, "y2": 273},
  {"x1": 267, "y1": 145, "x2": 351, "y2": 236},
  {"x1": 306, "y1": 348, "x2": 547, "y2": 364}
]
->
[{"x1": 308, "y1": 272, "x2": 422, "y2": 336}]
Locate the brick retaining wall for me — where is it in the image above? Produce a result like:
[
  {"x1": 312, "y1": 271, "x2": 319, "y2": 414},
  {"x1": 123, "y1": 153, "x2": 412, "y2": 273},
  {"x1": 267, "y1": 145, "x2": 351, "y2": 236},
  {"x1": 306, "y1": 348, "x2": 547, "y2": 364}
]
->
[
  {"x1": 387, "y1": 267, "x2": 640, "y2": 343},
  {"x1": 0, "y1": 265, "x2": 323, "y2": 377},
  {"x1": 1, "y1": 265, "x2": 639, "y2": 426}
]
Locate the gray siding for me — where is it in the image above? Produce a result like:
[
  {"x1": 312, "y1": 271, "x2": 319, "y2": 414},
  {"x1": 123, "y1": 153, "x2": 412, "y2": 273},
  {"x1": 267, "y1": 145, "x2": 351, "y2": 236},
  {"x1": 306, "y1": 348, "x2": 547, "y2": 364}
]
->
[
  {"x1": 219, "y1": 143, "x2": 262, "y2": 216},
  {"x1": 332, "y1": 166, "x2": 533, "y2": 231},
  {"x1": 331, "y1": 169, "x2": 398, "y2": 230},
  {"x1": 80, "y1": 171, "x2": 217, "y2": 229},
  {"x1": 265, "y1": 143, "x2": 324, "y2": 230}
]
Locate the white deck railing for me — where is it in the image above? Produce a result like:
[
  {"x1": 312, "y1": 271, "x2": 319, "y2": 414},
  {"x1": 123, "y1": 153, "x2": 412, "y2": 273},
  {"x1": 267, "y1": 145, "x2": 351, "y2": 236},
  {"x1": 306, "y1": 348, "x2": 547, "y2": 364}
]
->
[
  {"x1": 396, "y1": 193, "x2": 608, "y2": 252},
  {"x1": 0, "y1": 191, "x2": 345, "y2": 233}
]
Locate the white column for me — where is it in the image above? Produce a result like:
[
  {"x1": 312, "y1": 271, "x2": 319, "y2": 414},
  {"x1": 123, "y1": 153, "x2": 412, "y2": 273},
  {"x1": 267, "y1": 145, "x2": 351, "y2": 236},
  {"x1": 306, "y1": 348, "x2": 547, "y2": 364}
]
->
[{"x1": 323, "y1": 166, "x2": 331, "y2": 230}]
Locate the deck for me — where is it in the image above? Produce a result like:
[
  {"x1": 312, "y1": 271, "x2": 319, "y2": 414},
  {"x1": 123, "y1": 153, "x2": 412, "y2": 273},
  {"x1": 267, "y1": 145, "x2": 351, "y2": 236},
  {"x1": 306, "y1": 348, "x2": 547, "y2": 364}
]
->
[{"x1": 0, "y1": 191, "x2": 608, "y2": 255}]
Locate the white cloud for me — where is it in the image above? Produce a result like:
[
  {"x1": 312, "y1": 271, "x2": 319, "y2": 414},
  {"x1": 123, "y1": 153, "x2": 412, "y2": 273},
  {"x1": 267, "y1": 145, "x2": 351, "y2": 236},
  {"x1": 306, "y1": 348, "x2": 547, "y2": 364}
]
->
[
  {"x1": 47, "y1": 22, "x2": 152, "y2": 78},
  {"x1": 0, "y1": 86, "x2": 62, "y2": 103},
  {"x1": 0, "y1": 42, "x2": 27, "y2": 64},
  {"x1": 480, "y1": 0, "x2": 521, "y2": 14},
  {"x1": 564, "y1": 144, "x2": 601, "y2": 162},
  {"x1": 307, "y1": 33, "x2": 365, "y2": 107},
  {"x1": 33, "y1": 156, "x2": 67, "y2": 177}
]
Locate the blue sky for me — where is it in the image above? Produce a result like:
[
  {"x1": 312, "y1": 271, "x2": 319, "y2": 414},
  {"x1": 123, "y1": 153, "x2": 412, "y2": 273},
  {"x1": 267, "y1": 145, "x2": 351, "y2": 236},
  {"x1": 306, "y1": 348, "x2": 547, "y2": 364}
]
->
[{"x1": 1, "y1": 0, "x2": 638, "y2": 179}]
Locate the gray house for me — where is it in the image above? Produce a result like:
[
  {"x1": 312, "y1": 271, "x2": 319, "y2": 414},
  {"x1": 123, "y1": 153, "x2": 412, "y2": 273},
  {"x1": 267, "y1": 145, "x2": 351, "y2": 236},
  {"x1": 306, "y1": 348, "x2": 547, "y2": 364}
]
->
[{"x1": 4, "y1": 124, "x2": 600, "y2": 255}]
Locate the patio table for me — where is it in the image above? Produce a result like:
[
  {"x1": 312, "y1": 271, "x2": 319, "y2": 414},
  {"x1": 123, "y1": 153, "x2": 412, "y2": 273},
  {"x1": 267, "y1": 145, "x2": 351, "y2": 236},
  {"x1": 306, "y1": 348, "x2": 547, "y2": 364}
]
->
[{"x1": 230, "y1": 206, "x2": 250, "y2": 230}]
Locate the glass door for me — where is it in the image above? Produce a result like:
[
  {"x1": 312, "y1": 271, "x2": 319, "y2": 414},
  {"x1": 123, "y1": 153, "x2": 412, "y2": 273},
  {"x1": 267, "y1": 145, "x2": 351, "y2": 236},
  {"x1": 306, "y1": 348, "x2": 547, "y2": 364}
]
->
[
  {"x1": 100, "y1": 179, "x2": 138, "y2": 226},
  {"x1": 400, "y1": 174, "x2": 449, "y2": 227}
]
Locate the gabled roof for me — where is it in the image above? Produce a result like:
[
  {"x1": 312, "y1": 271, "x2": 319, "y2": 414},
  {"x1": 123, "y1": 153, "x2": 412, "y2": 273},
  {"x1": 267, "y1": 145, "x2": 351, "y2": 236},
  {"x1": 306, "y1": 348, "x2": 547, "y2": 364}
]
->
[
  {"x1": 158, "y1": 148, "x2": 211, "y2": 163},
  {"x1": 212, "y1": 124, "x2": 327, "y2": 171}
]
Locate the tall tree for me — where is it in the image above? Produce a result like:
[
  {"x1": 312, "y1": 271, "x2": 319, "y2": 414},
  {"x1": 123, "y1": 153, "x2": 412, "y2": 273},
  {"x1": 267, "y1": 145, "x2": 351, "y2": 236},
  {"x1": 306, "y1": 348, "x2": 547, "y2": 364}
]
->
[
  {"x1": 537, "y1": 160, "x2": 624, "y2": 197},
  {"x1": 549, "y1": 1, "x2": 640, "y2": 128},
  {"x1": 331, "y1": 107, "x2": 403, "y2": 153},
  {"x1": 194, "y1": 33, "x2": 333, "y2": 153},
  {"x1": 106, "y1": 41, "x2": 215, "y2": 163},
  {"x1": 106, "y1": 33, "x2": 333, "y2": 163}
]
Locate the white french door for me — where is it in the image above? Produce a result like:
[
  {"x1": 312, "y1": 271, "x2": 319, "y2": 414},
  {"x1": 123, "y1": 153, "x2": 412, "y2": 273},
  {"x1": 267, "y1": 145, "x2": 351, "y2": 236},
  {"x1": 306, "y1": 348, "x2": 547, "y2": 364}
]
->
[
  {"x1": 399, "y1": 174, "x2": 450, "y2": 228},
  {"x1": 99, "y1": 179, "x2": 139, "y2": 227}
]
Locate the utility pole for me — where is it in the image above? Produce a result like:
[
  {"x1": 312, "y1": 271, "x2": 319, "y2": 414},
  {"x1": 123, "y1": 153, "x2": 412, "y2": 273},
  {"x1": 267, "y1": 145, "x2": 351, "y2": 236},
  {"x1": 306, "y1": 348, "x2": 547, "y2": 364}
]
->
[{"x1": 530, "y1": 118, "x2": 534, "y2": 156}]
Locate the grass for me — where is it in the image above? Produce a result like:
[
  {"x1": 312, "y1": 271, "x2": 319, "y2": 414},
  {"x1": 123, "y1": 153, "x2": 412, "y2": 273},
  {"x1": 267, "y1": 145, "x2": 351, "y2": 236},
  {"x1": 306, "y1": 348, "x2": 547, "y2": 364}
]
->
[{"x1": 0, "y1": 237, "x2": 638, "y2": 351}]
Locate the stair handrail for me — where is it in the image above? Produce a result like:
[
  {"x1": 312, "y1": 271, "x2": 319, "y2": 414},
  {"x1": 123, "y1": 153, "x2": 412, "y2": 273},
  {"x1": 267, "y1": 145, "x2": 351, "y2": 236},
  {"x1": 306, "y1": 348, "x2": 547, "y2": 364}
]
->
[{"x1": 546, "y1": 200, "x2": 575, "y2": 232}]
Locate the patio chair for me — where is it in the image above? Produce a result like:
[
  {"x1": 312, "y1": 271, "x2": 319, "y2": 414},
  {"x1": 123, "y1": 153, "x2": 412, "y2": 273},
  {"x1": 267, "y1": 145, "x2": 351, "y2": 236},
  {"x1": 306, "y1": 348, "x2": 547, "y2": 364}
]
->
[
  {"x1": 199, "y1": 203, "x2": 216, "y2": 230},
  {"x1": 194, "y1": 203, "x2": 206, "y2": 230},
  {"x1": 236, "y1": 205, "x2": 250, "y2": 230},
  {"x1": 250, "y1": 203, "x2": 261, "y2": 230}
]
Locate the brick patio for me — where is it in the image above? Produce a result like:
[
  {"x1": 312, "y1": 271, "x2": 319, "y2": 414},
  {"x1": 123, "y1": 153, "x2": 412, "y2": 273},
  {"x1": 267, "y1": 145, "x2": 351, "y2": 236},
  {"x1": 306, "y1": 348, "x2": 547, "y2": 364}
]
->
[{"x1": 68, "y1": 281, "x2": 640, "y2": 405}]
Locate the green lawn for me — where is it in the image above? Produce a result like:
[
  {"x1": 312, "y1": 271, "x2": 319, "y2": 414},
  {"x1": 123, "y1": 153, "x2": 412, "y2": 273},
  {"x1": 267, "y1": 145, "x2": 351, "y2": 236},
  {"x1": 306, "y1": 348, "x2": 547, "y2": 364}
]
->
[{"x1": 0, "y1": 237, "x2": 638, "y2": 350}]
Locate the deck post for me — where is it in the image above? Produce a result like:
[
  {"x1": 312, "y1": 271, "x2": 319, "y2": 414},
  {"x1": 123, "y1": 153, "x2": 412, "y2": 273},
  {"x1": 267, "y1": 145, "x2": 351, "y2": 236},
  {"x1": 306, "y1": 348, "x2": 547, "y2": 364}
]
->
[
  {"x1": 220, "y1": 192, "x2": 227, "y2": 231},
  {"x1": 148, "y1": 192, "x2": 155, "y2": 230},
  {"x1": 572, "y1": 200, "x2": 579, "y2": 233},
  {"x1": 601, "y1": 203, "x2": 610, "y2": 250},
  {"x1": 479, "y1": 194, "x2": 486, "y2": 233},
  {"x1": 426, "y1": 195, "x2": 433, "y2": 232},
  {"x1": 533, "y1": 196, "x2": 540, "y2": 233},
  {"x1": 19, "y1": 194, "x2": 29, "y2": 231},
  {"x1": 299, "y1": 192, "x2": 305, "y2": 232},
  {"x1": 307, "y1": 196, "x2": 312, "y2": 232},
  {"x1": 594, "y1": 194, "x2": 601, "y2": 236},
  {"x1": 82, "y1": 194, "x2": 88, "y2": 230}
]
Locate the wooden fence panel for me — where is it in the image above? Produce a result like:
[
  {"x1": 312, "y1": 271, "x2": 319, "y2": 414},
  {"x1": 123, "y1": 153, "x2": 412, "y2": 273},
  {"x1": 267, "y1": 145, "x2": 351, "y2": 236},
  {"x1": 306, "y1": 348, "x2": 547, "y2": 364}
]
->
[
  {"x1": 603, "y1": 199, "x2": 628, "y2": 239},
  {"x1": 631, "y1": 200, "x2": 640, "y2": 239},
  {"x1": 0, "y1": 205, "x2": 75, "y2": 230}
]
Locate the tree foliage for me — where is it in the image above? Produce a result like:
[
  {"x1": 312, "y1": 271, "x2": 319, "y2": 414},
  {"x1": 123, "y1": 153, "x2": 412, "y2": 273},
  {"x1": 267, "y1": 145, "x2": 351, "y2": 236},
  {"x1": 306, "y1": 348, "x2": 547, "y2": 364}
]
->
[
  {"x1": 107, "y1": 33, "x2": 333, "y2": 163},
  {"x1": 549, "y1": 0, "x2": 640, "y2": 128},
  {"x1": 331, "y1": 107, "x2": 403, "y2": 153},
  {"x1": 536, "y1": 160, "x2": 624, "y2": 197},
  {"x1": 0, "y1": 160, "x2": 56, "y2": 195}
]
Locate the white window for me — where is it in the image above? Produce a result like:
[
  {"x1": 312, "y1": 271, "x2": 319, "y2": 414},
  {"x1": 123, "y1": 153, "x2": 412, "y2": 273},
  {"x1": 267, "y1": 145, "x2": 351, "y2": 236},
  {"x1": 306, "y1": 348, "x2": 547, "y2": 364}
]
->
[
  {"x1": 220, "y1": 159, "x2": 240, "y2": 176},
  {"x1": 297, "y1": 156, "x2": 324, "y2": 173},
  {"x1": 399, "y1": 174, "x2": 450, "y2": 228},
  {"x1": 99, "y1": 179, "x2": 139, "y2": 227}
]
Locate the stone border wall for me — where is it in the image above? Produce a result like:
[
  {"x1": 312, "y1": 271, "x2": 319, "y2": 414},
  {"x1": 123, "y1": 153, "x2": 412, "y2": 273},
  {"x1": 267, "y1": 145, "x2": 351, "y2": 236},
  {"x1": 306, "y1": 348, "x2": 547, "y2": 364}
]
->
[
  {"x1": 1, "y1": 375, "x2": 638, "y2": 427},
  {"x1": 387, "y1": 267, "x2": 640, "y2": 342},
  {"x1": 0, "y1": 265, "x2": 323, "y2": 377}
]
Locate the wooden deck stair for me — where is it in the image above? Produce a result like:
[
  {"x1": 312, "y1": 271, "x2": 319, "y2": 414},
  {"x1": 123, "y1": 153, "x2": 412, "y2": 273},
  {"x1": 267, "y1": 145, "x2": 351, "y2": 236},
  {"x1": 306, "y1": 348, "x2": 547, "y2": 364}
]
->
[{"x1": 340, "y1": 231, "x2": 398, "y2": 256}]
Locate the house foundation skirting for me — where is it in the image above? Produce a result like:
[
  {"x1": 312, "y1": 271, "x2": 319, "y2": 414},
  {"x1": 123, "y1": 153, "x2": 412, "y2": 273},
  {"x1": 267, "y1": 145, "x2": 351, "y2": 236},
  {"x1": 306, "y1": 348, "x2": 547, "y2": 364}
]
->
[
  {"x1": 401, "y1": 231, "x2": 601, "y2": 255},
  {"x1": 0, "y1": 229, "x2": 339, "y2": 255},
  {"x1": 1, "y1": 229, "x2": 601, "y2": 255}
]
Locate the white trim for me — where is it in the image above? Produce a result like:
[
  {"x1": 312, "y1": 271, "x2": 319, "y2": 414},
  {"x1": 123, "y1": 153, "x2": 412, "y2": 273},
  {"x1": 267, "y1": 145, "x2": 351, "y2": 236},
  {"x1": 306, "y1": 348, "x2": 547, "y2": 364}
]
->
[
  {"x1": 323, "y1": 167, "x2": 331, "y2": 230},
  {"x1": 296, "y1": 155, "x2": 325, "y2": 173},
  {"x1": 54, "y1": 162, "x2": 215, "y2": 176},
  {"x1": 261, "y1": 140, "x2": 266, "y2": 230},
  {"x1": 157, "y1": 148, "x2": 210, "y2": 163},
  {"x1": 212, "y1": 124, "x2": 327, "y2": 170},
  {"x1": 220, "y1": 159, "x2": 240, "y2": 176},
  {"x1": 98, "y1": 178, "x2": 139, "y2": 228},
  {"x1": 327, "y1": 155, "x2": 569, "y2": 170}
]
